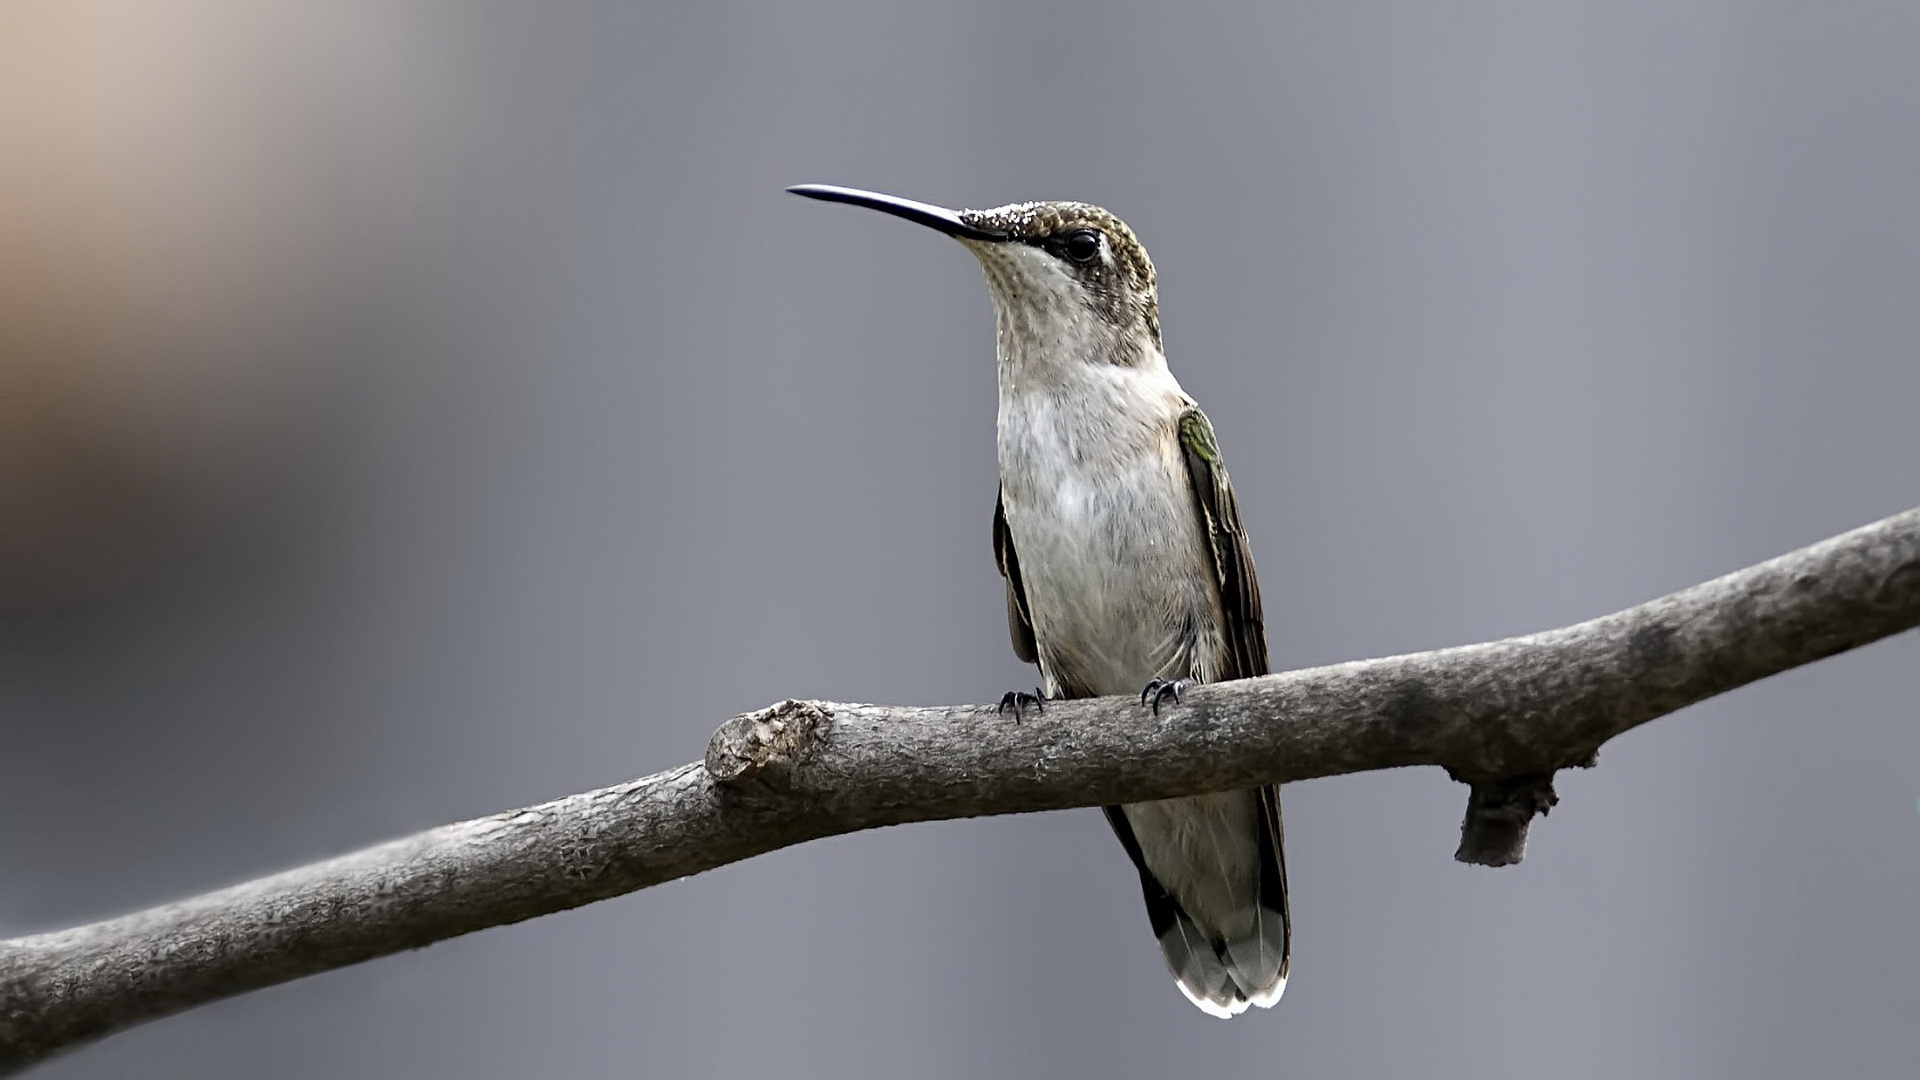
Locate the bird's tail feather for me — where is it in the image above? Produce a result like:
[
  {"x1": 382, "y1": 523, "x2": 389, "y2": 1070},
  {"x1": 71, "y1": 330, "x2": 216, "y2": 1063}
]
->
[
  {"x1": 1105, "y1": 788, "x2": 1291, "y2": 1017},
  {"x1": 1162, "y1": 908, "x2": 1253, "y2": 1017}
]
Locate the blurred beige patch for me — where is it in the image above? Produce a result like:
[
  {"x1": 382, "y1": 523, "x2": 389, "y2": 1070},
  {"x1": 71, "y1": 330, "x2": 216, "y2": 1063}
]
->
[{"x1": 0, "y1": 1, "x2": 441, "y2": 614}]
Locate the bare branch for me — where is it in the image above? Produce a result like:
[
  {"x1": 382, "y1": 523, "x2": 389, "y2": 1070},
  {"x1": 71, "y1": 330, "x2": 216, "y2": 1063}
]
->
[{"x1": 2, "y1": 508, "x2": 1916, "y2": 1073}]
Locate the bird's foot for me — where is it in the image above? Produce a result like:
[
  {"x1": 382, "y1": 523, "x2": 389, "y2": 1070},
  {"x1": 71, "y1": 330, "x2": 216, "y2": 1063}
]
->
[
  {"x1": 996, "y1": 687, "x2": 1046, "y2": 723},
  {"x1": 1140, "y1": 678, "x2": 1188, "y2": 716}
]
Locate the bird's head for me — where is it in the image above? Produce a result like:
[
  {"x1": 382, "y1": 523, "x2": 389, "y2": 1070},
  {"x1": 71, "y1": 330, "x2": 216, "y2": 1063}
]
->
[{"x1": 789, "y1": 185, "x2": 1163, "y2": 376}]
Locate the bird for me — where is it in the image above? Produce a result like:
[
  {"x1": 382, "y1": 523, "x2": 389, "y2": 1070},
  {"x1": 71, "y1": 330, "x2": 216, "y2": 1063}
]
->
[{"x1": 789, "y1": 184, "x2": 1288, "y2": 1017}]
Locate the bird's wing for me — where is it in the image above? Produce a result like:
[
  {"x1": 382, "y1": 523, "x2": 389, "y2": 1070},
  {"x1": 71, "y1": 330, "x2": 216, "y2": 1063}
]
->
[
  {"x1": 993, "y1": 490, "x2": 1038, "y2": 665},
  {"x1": 1176, "y1": 406, "x2": 1290, "y2": 1005},
  {"x1": 1176, "y1": 408, "x2": 1269, "y2": 680}
]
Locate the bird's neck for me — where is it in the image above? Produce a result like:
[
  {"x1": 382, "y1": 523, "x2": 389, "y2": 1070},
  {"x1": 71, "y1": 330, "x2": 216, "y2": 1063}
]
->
[{"x1": 991, "y1": 303, "x2": 1168, "y2": 393}]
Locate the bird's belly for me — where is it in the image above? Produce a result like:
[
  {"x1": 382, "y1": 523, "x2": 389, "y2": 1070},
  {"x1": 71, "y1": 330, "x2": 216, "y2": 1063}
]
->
[{"x1": 1006, "y1": 466, "x2": 1218, "y2": 699}]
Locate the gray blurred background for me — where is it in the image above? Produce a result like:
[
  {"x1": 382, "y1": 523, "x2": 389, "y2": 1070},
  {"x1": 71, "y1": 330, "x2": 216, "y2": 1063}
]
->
[{"x1": 2, "y1": 1, "x2": 1917, "y2": 1076}]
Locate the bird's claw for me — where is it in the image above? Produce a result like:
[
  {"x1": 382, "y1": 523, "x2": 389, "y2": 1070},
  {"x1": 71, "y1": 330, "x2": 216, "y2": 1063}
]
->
[
  {"x1": 1140, "y1": 678, "x2": 1187, "y2": 716},
  {"x1": 997, "y1": 687, "x2": 1046, "y2": 723}
]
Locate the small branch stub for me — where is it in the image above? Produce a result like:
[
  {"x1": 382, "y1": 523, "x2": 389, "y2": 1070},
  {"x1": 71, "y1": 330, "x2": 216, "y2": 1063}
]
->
[
  {"x1": 704, "y1": 699, "x2": 833, "y2": 788},
  {"x1": 1455, "y1": 773, "x2": 1560, "y2": 867}
]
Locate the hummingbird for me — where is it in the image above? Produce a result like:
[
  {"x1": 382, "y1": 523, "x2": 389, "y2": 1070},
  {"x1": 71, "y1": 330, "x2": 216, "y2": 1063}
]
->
[{"x1": 789, "y1": 184, "x2": 1289, "y2": 1017}]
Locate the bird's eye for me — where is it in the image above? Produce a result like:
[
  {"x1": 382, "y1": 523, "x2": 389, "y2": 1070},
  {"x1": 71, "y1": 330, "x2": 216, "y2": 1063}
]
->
[{"x1": 1061, "y1": 229, "x2": 1102, "y2": 264}]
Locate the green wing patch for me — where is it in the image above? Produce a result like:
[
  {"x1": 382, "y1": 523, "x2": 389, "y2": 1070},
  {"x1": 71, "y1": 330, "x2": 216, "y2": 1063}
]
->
[{"x1": 1178, "y1": 410, "x2": 1222, "y2": 463}]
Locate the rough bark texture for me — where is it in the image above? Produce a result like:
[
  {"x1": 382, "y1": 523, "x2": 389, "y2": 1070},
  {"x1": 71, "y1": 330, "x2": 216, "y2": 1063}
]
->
[{"x1": 1, "y1": 508, "x2": 1916, "y2": 1073}]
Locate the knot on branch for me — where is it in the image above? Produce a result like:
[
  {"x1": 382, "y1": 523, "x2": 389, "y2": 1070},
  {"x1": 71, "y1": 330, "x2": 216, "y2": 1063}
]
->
[
  {"x1": 705, "y1": 699, "x2": 832, "y2": 790},
  {"x1": 1452, "y1": 772, "x2": 1560, "y2": 868}
]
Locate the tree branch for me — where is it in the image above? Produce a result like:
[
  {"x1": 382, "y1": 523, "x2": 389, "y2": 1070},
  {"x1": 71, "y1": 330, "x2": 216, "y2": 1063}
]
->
[{"x1": 3, "y1": 508, "x2": 1917, "y2": 1072}]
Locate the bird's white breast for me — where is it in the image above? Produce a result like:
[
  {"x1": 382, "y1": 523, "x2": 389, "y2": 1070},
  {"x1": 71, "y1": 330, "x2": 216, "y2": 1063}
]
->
[{"x1": 996, "y1": 365, "x2": 1222, "y2": 698}]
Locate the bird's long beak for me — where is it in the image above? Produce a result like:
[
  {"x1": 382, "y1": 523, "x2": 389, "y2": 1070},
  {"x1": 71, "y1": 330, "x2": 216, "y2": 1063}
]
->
[{"x1": 787, "y1": 184, "x2": 1009, "y2": 242}]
